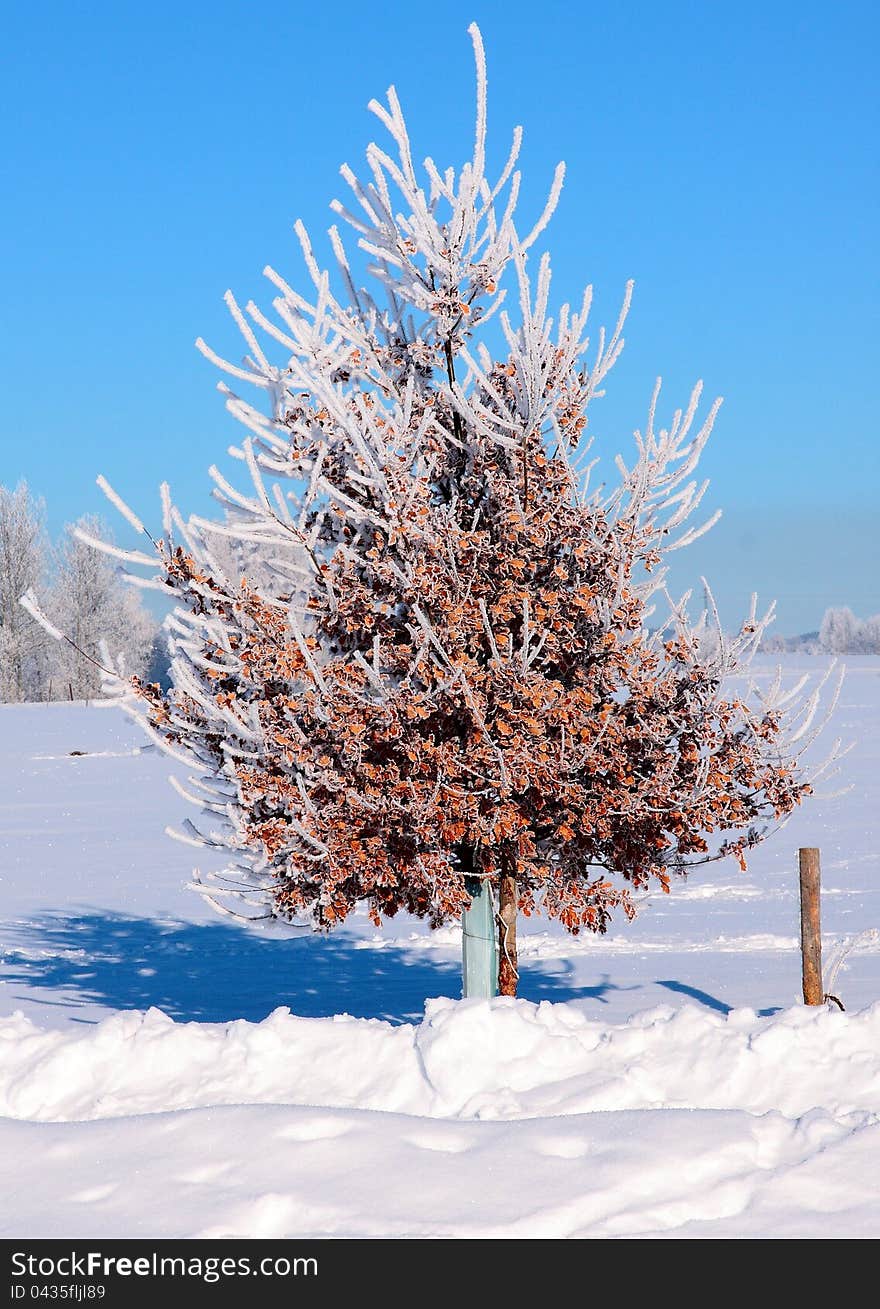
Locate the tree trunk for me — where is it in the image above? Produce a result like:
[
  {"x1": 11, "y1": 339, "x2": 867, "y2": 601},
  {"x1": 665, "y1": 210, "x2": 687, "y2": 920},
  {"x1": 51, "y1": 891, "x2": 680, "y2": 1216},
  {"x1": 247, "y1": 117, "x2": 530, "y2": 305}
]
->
[{"x1": 497, "y1": 846, "x2": 518, "y2": 997}]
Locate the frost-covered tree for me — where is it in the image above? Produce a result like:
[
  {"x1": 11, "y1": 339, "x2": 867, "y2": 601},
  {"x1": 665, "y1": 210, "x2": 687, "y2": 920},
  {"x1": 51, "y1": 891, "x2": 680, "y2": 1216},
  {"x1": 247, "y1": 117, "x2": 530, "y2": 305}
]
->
[
  {"x1": 819, "y1": 606, "x2": 880, "y2": 655},
  {"x1": 0, "y1": 482, "x2": 51, "y2": 702},
  {"x1": 819, "y1": 606, "x2": 858, "y2": 655},
  {"x1": 860, "y1": 615, "x2": 880, "y2": 655},
  {"x1": 61, "y1": 26, "x2": 840, "y2": 996},
  {"x1": 47, "y1": 516, "x2": 157, "y2": 699},
  {"x1": 3, "y1": 495, "x2": 158, "y2": 703}
]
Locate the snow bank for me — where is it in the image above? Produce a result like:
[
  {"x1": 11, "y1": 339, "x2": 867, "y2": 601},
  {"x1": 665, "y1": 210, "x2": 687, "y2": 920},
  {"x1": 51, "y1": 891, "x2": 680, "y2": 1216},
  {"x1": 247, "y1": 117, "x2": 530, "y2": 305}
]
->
[
  {"x1": 2, "y1": 996, "x2": 879, "y2": 1125},
  {"x1": 6, "y1": 1099, "x2": 879, "y2": 1240},
  {"x1": 4, "y1": 998, "x2": 880, "y2": 1238}
]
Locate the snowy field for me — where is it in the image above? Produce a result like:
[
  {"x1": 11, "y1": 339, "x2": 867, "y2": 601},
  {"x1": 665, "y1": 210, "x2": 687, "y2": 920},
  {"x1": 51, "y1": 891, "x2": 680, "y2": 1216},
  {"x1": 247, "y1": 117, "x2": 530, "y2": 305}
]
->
[{"x1": 1, "y1": 655, "x2": 878, "y2": 1238}]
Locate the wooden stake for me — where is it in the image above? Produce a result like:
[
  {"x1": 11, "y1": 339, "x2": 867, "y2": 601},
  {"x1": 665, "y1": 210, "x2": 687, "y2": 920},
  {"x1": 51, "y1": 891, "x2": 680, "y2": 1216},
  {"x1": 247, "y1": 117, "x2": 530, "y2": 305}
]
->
[{"x1": 799, "y1": 847, "x2": 823, "y2": 1005}]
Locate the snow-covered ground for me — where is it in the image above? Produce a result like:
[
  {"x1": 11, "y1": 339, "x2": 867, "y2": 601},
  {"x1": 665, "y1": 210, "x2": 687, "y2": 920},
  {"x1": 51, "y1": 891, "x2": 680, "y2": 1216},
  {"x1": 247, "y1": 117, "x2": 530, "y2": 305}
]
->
[{"x1": 1, "y1": 656, "x2": 878, "y2": 1237}]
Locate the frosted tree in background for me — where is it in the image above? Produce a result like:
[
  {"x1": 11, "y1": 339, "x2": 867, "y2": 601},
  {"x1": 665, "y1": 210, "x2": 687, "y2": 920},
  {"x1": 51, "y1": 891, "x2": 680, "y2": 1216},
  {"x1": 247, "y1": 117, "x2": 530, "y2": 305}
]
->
[
  {"x1": 861, "y1": 616, "x2": 880, "y2": 654},
  {"x1": 0, "y1": 482, "x2": 51, "y2": 702},
  {"x1": 819, "y1": 606, "x2": 880, "y2": 655},
  {"x1": 48, "y1": 516, "x2": 157, "y2": 699},
  {"x1": 68, "y1": 25, "x2": 839, "y2": 997},
  {"x1": 2, "y1": 488, "x2": 159, "y2": 703},
  {"x1": 820, "y1": 607, "x2": 858, "y2": 655},
  {"x1": 761, "y1": 607, "x2": 880, "y2": 654}
]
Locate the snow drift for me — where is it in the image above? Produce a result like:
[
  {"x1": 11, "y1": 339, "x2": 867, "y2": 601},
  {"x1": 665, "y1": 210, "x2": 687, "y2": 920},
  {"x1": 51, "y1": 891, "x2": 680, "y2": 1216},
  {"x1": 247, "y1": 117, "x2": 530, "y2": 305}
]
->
[
  {"x1": 3, "y1": 997, "x2": 880, "y2": 1239},
  {"x1": 3, "y1": 996, "x2": 879, "y2": 1125}
]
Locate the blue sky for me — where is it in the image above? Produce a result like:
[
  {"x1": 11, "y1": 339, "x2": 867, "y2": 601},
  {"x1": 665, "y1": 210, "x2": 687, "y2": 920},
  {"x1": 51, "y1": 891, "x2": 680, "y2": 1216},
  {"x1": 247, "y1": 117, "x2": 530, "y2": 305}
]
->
[{"x1": 1, "y1": 0, "x2": 876, "y2": 633}]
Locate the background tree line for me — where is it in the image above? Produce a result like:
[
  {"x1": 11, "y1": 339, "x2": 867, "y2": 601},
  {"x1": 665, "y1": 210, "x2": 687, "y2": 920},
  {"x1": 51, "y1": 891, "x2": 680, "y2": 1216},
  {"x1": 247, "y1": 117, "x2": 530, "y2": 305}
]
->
[
  {"x1": 761, "y1": 607, "x2": 880, "y2": 655},
  {"x1": 0, "y1": 482, "x2": 166, "y2": 703}
]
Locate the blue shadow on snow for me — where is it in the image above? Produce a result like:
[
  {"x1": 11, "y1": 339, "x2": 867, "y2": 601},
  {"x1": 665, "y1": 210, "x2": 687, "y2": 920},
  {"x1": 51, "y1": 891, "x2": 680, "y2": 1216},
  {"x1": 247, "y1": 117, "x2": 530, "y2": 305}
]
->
[
  {"x1": 3, "y1": 912, "x2": 611, "y2": 1025},
  {"x1": 656, "y1": 978, "x2": 781, "y2": 1018}
]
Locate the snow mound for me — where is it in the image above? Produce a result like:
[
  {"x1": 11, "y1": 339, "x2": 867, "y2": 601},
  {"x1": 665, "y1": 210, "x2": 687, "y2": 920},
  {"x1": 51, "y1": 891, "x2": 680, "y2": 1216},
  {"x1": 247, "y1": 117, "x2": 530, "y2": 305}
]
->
[{"x1": 2, "y1": 996, "x2": 879, "y2": 1124}]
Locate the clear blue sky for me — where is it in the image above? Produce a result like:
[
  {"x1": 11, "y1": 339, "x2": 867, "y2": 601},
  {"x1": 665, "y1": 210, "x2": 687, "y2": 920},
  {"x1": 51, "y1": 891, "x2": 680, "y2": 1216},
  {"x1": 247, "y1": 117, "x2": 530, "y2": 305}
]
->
[{"x1": 1, "y1": 0, "x2": 877, "y2": 633}]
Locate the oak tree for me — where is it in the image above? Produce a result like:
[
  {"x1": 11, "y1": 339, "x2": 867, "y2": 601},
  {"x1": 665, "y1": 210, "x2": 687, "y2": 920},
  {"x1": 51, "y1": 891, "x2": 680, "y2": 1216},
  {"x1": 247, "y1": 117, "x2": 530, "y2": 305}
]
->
[{"x1": 82, "y1": 27, "x2": 838, "y2": 996}]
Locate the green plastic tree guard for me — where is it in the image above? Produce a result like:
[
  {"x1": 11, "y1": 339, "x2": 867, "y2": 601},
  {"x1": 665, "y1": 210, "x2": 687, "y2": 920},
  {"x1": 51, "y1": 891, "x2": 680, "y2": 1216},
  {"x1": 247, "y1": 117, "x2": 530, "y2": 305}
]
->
[{"x1": 462, "y1": 876, "x2": 498, "y2": 998}]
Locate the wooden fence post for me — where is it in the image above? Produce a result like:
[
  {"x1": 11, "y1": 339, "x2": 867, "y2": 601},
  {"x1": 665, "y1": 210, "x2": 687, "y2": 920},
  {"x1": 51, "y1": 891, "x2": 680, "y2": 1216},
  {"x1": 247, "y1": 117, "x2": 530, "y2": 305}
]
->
[{"x1": 799, "y1": 847, "x2": 823, "y2": 1005}]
